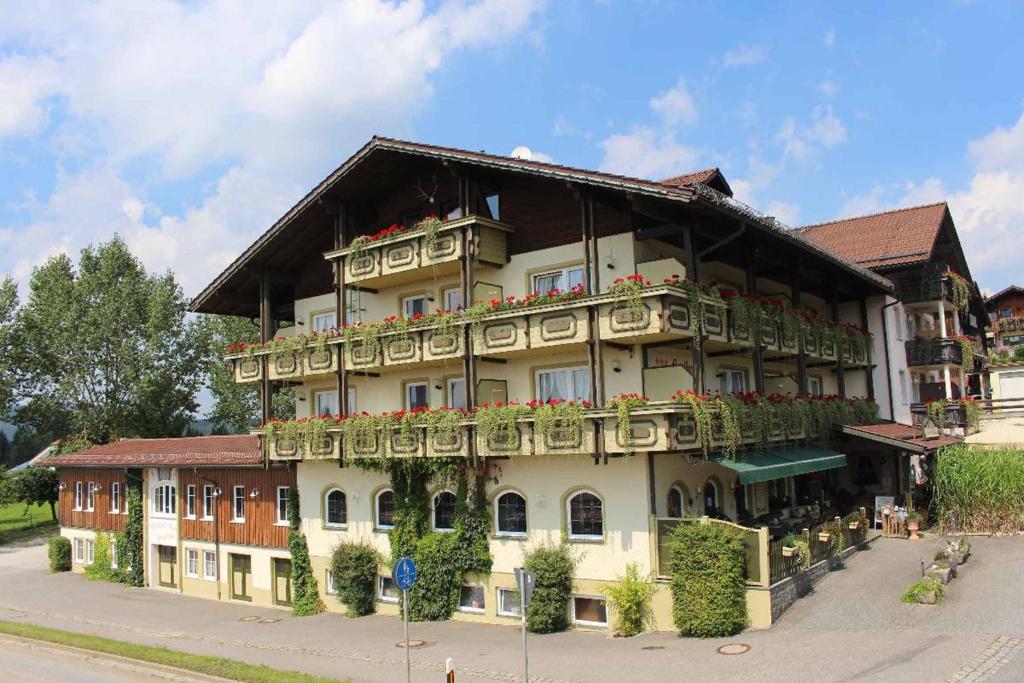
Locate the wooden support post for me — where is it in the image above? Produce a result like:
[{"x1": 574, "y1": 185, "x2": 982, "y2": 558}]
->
[
  {"x1": 793, "y1": 278, "x2": 808, "y2": 397},
  {"x1": 859, "y1": 298, "x2": 875, "y2": 400},
  {"x1": 683, "y1": 224, "x2": 705, "y2": 394},
  {"x1": 746, "y1": 247, "x2": 766, "y2": 395},
  {"x1": 832, "y1": 292, "x2": 846, "y2": 398},
  {"x1": 259, "y1": 275, "x2": 273, "y2": 423}
]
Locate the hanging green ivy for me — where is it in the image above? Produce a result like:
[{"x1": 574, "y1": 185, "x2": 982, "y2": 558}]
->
[
  {"x1": 123, "y1": 475, "x2": 144, "y2": 587},
  {"x1": 288, "y1": 488, "x2": 325, "y2": 616},
  {"x1": 532, "y1": 400, "x2": 587, "y2": 450},
  {"x1": 474, "y1": 402, "x2": 532, "y2": 449},
  {"x1": 608, "y1": 393, "x2": 649, "y2": 456},
  {"x1": 717, "y1": 395, "x2": 745, "y2": 459},
  {"x1": 608, "y1": 274, "x2": 650, "y2": 325},
  {"x1": 947, "y1": 271, "x2": 971, "y2": 313},
  {"x1": 84, "y1": 532, "x2": 124, "y2": 583},
  {"x1": 673, "y1": 391, "x2": 716, "y2": 455}
]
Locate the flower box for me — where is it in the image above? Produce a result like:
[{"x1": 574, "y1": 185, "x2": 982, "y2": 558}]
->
[
  {"x1": 422, "y1": 328, "x2": 465, "y2": 363},
  {"x1": 382, "y1": 332, "x2": 424, "y2": 368},
  {"x1": 345, "y1": 339, "x2": 383, "y2": 370},
  {"x1": 848, "y1": 521, "x2": 860, "y2": 530},
  {"x1": 530, "y1": 306, "x2": 589, "y2": 350},
  {"x1": 703, "y1": 305, "x2": 728, "y2": 342},
  {"x1": 475, "y1": 424, "x2": 531, "y2": 457},
  {"x1": 473, "y1": 315, "x2": 529, "y2": 356},
  {"x1": 602, "y1": 413, "x2": 670, "y2": 454},
  {"x1": 818, "y1": 531, "x2": 831, "y2": 542},
  {"x1": 782, "y1": 546, "x2": 798, "y2": 558},
  {"x1": 268, "y1": 350, "x2": 304, "y2": 380},
  {"x1": 304, "y1": 346, "x2": 339, "y2": 375},
  {"x1": 232, "y1": 356, "x2": 263, "y2": 383},
  {"x1": 533, "y1": 419, "x2": 595, "y2": 456}
]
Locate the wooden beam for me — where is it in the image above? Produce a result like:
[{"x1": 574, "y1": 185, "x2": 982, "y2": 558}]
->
[{"x1": 747, "y1": 246, "x2": 766, "y2": 394}]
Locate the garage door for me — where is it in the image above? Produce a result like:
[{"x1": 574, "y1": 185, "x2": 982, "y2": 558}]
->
[{"x1": 1000, "y1": 370, "x2": 1024, "y2": 399}]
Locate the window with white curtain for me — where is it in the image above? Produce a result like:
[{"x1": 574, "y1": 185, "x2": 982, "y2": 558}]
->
[
  {"x1": 314, "y1": 390, "x2": 338, "y2": 417},
  {"x1": 535, "y1": 366, "x2": 590, "y2": 403},
  {"x1": 532, "y1": 265, "x2": 585, "y2": 295}
]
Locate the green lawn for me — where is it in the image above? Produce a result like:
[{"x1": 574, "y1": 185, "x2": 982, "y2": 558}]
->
[
  {"x1": 0, "y1": 620, "x2": 347, "y2": 682},
  {"x1": 0, "y1": 502, "x2": 57, "y2": 544}
]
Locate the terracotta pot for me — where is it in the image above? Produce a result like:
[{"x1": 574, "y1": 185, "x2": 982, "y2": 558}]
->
[{"x1": 907, "y1": 520, "x2": 920, "y2": 541}]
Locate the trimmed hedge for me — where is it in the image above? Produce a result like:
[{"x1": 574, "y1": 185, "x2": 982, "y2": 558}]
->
[
  {"x1": 330, "y1": 542, "x2": 379, "y2": 617},
  {"x1": 524, "y1": 544, "x2": 574, "y2": 634},
  {"x1": 48, "y1": 536, "x2": 71, "y2": 573},
  {"x1": 668, "y1": 522, "x2": 748, "y2": 637}
]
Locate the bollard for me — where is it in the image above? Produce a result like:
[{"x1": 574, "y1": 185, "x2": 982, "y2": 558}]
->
[{"x1": 446, "y1": 657, "x2": 455, "y2": 682}]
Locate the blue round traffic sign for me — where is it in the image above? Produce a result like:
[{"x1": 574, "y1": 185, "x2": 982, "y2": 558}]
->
[{"x1": 393, "y1": 556, "x2": 417, "y2": 591}]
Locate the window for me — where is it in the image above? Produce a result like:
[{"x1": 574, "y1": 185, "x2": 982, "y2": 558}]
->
[
  {"x1": 325, "y1": 569, "x2": 337, "y2": 595},
  {"x1": 532, "y1": 265, "x2": 584, "y2": 295},
  {"x1": 378, "y1": 575, "x2": 400, "y2": 603},
  {"x1": 376, "y1": 489, "x2": 395, "y2": 529},
  {"x1": 402, "y1": 294, "x2": 428, "y2": 318},
  {"x1": 719, "y1": 368, "x2": 746, "y2": 395},
  {"x1": 203, "y1": 551, "x2": 217, "y2": 580},
  {"x1": 535, "y1": 366, "x2": 590, "y2": 403},
  {"x1": 484, "y1": 193, "x2": 500, "y2": 221},
  {"x1": 667, "y1": 486, "x2": 685, "y2": 518},
  {"x1": 495, "y1": 491, "x2": 527, "y2": 536},
  {"x1": 893, "y1": 306, "x2": 906, "y2": 341},
  {"x1": 314, "y1": 390, "x2": 338, "y2": 417},
  {"x1": 86, "y1": 482, "x2": 96, "y2": 511},
  {"x1": 497, "y1": 587, "x2": 522, "y2": 617},
  {"x1": 74, "y1": 538, "x2": 84, "y2": 563},
  {"x1": 1000, "y1": 308, "x2": 1013, "y2": 319},
  {"x1": 110, "y1": 539, "x2": 118, "y2": 568},
  {"x1": 276, "y1": 487, "x2": 290, "y2": 526},
  {"x1": 85, "y1": 539, "x2": 95, "y2": 565},
  {"x1": 186, "y1": 549, "x2": 199, "y2": 578},
  {"x1": 458, "y1": 585, "x2": 485, "y2": 613},
  {"x1": 74, "y1": 482, "x2": 83, "y2": 510},
  {"x1": 704, "y1": 480, "x2": 720, "y2": 517},
  {"x1": 572, "y1": 596, "x2": 608, "y2": 627},
  {"x1": 312, "y1": 311, "x2": 336, "y2": 334},
  {"x1": 110, "y1": 482, "x2": 121, "y2": 513},
  {"x1": 154, "y1": 485, "x2": 176, "y2": 516},
  {"x1": 568, "y1": 491, "x2": 603, "y2": 539},
  {"x1": 807, "y1": 376, "x2": 823, "y2": 396},
  {"x1": 405, "y1": 381, "x2": 429, "y2": 410},
  {"x1": 232, "y1": 485, "x2": 245, "y2": 522},
  {"x1": 202, "y1": 485, "x2": 214, "y2": 520},
  {"x1": 345, "y1": 289, "x2": 363, "y2": 325},
  {"x1": 185, "y1": 485, "x2": 196, "y2": 519},
  {"x1": 989, "y1": 311, "x2": 998, "y2": 322},
  {"x1": 443, "y1": 286, "x2": 463, "y2": 312},
  {"x1": 446, "y1": 378, "x2": 467, "y2": 411},
  {"x1": 899, "y1": 369, "x2": 909, "y2": 406},
  {"x1": 325, "y1": 489, "x2": 347, "y2": 527},
  {"x1": 433, "y1": 491, "x2": 456, "y2": 531}
]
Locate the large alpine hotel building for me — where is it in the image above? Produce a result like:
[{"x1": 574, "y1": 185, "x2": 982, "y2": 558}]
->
[{"x1": 46, "y1": 138, "x2": 987, "y2": 629}]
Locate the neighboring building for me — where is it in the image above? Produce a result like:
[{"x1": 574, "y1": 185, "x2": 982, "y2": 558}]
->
[
  {"x1": 985, "y1": 285, "x2": 1024, "y2": 349},
  {"x1": 47, "y1": 137, "x2": 984, "y2": 630},
  {"x1": 802, "y1": 203, "x2": 989, "y2": 428}
]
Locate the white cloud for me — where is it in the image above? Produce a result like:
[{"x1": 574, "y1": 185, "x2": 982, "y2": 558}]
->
[
  {"x1": 765, "y1": 200, "x2": 801, "y2": 227},
  {"x1": 599, "y1": 127, "x2": 699, "y2": 179},
  {"x1": 722, "y1": 43, "x2": 767, "y2": 68},
  {"x1": 818, "y1": 79, "x2": 840, "y2": 98},
  {"x1": 823, "y1": 30, "x2": 836, "y2": 49},
  {"x1": 966, "y1": 111, "x2": 1024, "y2": 173},
  {"x1": 777, "y1": 105, "x2": 846, "y2": 161},
  {"x1": 0, "y1": 0, "x2": 545, "y2": 295},
  {"x1": 649, "y1": 78, "x2": 697, "y2": 127}
]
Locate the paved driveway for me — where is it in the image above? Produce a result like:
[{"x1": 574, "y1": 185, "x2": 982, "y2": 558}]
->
[{"x1": 0, "y1": 536, "x2": 1022, "y2": 682}]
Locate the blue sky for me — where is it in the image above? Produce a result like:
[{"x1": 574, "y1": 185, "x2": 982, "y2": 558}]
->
[{"x1": 2, "y1": 0, "x2": 1023, "y2": 296}]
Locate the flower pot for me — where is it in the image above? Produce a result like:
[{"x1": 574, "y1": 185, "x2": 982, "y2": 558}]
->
[
  {"x1": 925, "y1": 564, "x2": 954, "y2": 585},
  {"x1": 782, "y1": 546, "x2": 798, "y2": 557},
  {"x1": 917, "y1": 590, "x2": 937, "y2": 605},
  {"x1": 848, "y1": 521, "x2": 860, "y2": 530},
  {"x1": 907, "y1": 520, "x2": 920, "y2": 541},
  {"x1": 818, "y1": 532, "x2": 831, "y2": 542}
]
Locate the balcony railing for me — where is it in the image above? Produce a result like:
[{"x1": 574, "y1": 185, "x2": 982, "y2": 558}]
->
[
  {"x1": 905, "y1": 338, "x2": 963, "y2": 367},
  {"x1": 893, "y1": 272, "x2": 954, "y2": 306},
  {"x1": 322, "y1": 215, "x2": 513, "y2": 289},
  {"x1": 263, "y1": 402, "x2": 808, "y2": 462}
]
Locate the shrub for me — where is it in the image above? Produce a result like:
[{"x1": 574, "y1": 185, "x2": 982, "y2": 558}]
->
[
  {"x1": 668, "y1": 522, "x2": 747, "y2": 637},
  {"x1": 932, "y1": 445, "x2": 1024, "y2": 534},
  {"x1": 331, "y1": 542, "x2": 379, "y2": 617},
  {"x1": 901, "y1": 577, "x2": 945, "y2": 604},
  {"x1": 523, "y1": 544, "x2": 574, "y2": 633},
  {"x1": 48, "y1": 536, "x2": 71, "y2": 573},
  {"x1": 408, "y1": 532, "x2": 462, "y2": 621},
  {"x1": 601, "y1": 563, "x2": 655, "y2": 637}
]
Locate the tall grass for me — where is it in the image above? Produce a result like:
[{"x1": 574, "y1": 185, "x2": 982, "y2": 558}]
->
[{"x1": 932, "y1": 445, "x2": 1024, "y2": 534}]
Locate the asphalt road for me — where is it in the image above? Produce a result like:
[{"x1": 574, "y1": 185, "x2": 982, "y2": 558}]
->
[{"x1": 0, "y1": 635, "x2": 218, "y2": 682}]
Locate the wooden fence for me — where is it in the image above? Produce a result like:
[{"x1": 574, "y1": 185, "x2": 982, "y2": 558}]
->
[{"x1": 767, "y1": 508, "x2": 869, "y2": 585}]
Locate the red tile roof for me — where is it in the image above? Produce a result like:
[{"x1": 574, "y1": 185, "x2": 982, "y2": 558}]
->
[
  {"x1": 800, "y1": 202, "x2": 948, "y2": 270},
  {"x1": 659, "y1": 167, "x2": 733, "y2": 195},
  {"x1": 41, "y1": 435, "x2": 262, "y2": 468},
  {"x1": 842, "y1": 422, "x2": 960, "y2": 452}
]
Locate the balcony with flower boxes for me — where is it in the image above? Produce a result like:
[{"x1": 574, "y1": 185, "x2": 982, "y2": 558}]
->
[
  {"x1": 322, "y1": 215, "x2": 514, "y2": 290},
  {"x1": 225, "y1": 343, "x2": 342, "y2": 384}
]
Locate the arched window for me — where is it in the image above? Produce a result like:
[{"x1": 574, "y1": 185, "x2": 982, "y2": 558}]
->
[
  {"x1": 704, "y1": 480, "x2": 719, "y2": 518},
  {"x1": 495, "y1": 491, "x2": 527, "y2": 536},
  {"x1": 375, "y1": 489, "x2": 395, "y2": 529},
  {"x1": 667, "y1": 485, "x2": 685, "y2": 518},
  {"x1": 324, "y1": 489, "x2": 347, "y2": 527},
  {"x1": 433, "y1": 491, "x2": 456, "y2": 531},
  {"x1": 567, "y1": 490, "x2": 603, "y2": 539}
]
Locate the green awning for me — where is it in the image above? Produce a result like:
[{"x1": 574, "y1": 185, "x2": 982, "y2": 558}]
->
[{"x1": 710, "y1": 446, "x2": 847, "y2": 485}]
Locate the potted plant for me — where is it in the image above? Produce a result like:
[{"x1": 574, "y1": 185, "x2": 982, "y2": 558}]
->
[
  {"x1": 901, "y1": 577, "x2": 945, "y2": 605},
  {"x1": 817, "y1": 529, "x2": 831, "y2": 542},
  {"x1": 906, "y1": 510, "x2": 923, "y2": 541},
  {"x1": 781, "y1": 532, "x2": 799, "y2": 557},
  {"x1": 925, "y1": 560, "x2": 955, "y2": 585}
]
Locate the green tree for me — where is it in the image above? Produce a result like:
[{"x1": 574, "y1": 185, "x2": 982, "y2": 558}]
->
[
  {"x1": 0, "y1": 431, "x2": 10, "y2": 469},
  {"x1": 14, "y1": 237, "x2": 205, "y2": 443},
  {"x1": 4, "y1": 466, "x2": 59, "y2": 521},
  {"x1": 0, "y1": 277, "x2": 19, "y2": 418}
]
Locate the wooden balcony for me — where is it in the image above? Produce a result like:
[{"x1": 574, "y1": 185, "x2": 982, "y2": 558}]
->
[
  {"x1": 323, "y1": 215, "x2": 513, "y2": 289},
  {"x1": 906, "y1": 338, "x2": 963, "y2": 367},
  {"x1": 263, "y1": 402, "x2": 806, "y2": 461},
  {"x1": 345, "y1": 327, "x2": 465, "y2": 373},
  {"x1": 226, "y1": 345, "x2": 341, "y2": 384},
  {"x1": 893, "y1": 271, "x2": 955, "y2": 307}
]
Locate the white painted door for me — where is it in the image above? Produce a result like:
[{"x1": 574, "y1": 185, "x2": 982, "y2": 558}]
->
[{"x1": 1000, "y1": 371, "x2": 1024, "y2": 399}]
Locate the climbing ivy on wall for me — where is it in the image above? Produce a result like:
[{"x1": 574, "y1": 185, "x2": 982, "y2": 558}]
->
[
  {"x1": 84, "y1": 532, "x2": 124, "y2": 583},
  {"x1": 122, "y1": 474, "x2": 144, "y2": 587},
  {"x1": 287, "y1": 487, "x2": 325, "y2": 616},
  {"x1": 350, "y1": 456, "x2": 493, "y2": 621}
]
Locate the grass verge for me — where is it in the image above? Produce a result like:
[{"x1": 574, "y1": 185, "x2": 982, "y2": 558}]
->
[
  {"x1": 0, "y1": 503, "x2": 57, "y2": 545},
  {"x1": 0, "y1": 619, "x2": 346, "y2": 682}
]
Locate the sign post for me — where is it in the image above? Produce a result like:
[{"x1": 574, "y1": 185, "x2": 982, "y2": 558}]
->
[
  {"x1": 393, "y1": 556, "x2": 418, "y2": 683},
  {"x1": 514, "y1": 567, "x2": 535, "y2": 683}
]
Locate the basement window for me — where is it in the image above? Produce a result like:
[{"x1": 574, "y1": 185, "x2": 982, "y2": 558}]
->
[{"x1": 572, "y1": 595, "x2": 608, "y2": 628}]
